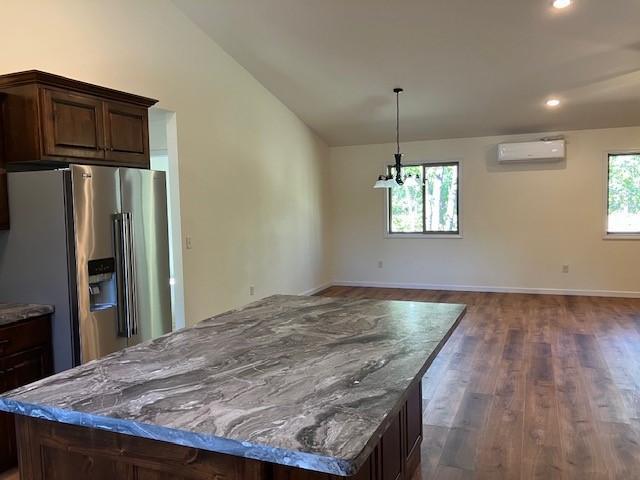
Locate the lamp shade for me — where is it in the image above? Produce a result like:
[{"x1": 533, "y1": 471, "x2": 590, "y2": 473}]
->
[{"x1": 373, "y1": 175, "x2": 390, "y2": 189}]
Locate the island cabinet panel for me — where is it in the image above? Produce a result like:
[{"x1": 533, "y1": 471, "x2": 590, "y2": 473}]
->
[
  {"x1": 13, "y1": 382, "x2": 423, "y2": 480},
  {"x1": 0, "y1": 70, "x2": 157, "y2": 170},
  {"x1": 0, "y1": 315, "x2": 52, "y2": 472},
  {"x1": 273, "y1": 455, "x2": 374, "y2": 480},
  {"x1": 15, "y1": 416, "x2": 267, "y2": 480},
  {"x1": 380, "y1": 413, "x2": 403, "y2": 480},
  {"x1": 404, "y1": 383, "x2": 422, "y2": 475}
]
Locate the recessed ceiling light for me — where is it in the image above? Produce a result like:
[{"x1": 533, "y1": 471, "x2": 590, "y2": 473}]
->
[
  {"x1": 553, "y1": 0, "x2": 572, "y2": 9},
  {"x1": 546, "y1": 98, "x2": 561, "y2": 107}
]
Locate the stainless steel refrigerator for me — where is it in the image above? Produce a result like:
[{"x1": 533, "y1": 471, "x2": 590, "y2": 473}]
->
[{"x1": 0, "y1": 165, "x2": 172, "y2": 372}]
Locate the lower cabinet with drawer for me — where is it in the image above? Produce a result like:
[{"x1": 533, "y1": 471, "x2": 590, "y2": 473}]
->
[{"x1": 0, "y1": 315, "x2": 52, "y2": 472}]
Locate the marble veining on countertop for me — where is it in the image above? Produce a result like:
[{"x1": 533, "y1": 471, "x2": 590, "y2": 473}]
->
[
  {"x1": 0, "y1": 303, "x2": 54, "y2": 328},
  {"x1": 0, "y1": 295, "x2": 465, "y2": 476}
]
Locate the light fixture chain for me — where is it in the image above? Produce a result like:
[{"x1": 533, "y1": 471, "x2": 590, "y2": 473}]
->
[{"x1": 373, "y1": 87, "x2": 407, "y2": 189}]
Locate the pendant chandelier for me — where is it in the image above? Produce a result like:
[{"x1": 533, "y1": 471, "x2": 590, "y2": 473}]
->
[{"x1": 373, "y1": 88, "x2": 420, "y2": 189}]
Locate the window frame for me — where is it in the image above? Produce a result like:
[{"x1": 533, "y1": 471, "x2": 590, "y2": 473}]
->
[
  {"x1": 603, "y1": 151, "x2": 640, "y2": 240},
  {"x1": 385, "y1": 160, "x2": 463, "y2": 239}
]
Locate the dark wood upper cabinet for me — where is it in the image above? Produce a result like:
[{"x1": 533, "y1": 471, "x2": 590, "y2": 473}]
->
[{"x1": 0, "y1": 70, "x2": 157, "y2": 170}]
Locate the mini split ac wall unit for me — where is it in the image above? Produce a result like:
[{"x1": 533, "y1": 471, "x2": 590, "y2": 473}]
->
[{"x1": 497, "y1": 139, "x2": 565, "y2": 163}]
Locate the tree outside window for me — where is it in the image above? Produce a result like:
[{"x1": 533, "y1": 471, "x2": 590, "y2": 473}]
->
[
  {"x1": 388, "y1": 162, "x2": 459, "y2": 235},
  {"x1": 607, "y1": 153, "x2": 640, "y2": 235}
]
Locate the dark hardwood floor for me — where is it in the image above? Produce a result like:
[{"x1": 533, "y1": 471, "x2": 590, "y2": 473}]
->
[{"x1": 317, "y1": 286, "x2": 640, "y2": 480}]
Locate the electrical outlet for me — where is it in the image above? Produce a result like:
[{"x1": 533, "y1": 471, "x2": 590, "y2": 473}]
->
[
  {"x1": 378, "y1": 261, "x2": 384, "y2": 268},
  {"x1": 249, "y1": 285, "x2": 255, "y2": 296},
  {"x1": 185, "y1": 236, "x2": 193, "y2": 250},
  {"x1": 562, "y1": 264, "x2": 569, "y2": 274}
]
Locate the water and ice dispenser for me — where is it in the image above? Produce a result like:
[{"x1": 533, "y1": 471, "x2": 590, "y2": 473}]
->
[{"x1": 88, "y1": 258, "x2": 117, "y2": 312}]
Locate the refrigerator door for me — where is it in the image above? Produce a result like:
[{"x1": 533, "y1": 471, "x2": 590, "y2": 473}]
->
[
  {"x1": 118, "y1": 168, "x2": 172, "y2": 347},
  {"x1": 0, "y1": 170, "x2": 78, "y2": 372},
  {"x1": 71, "y1": 165, "x2": 127, "y2": 363}
]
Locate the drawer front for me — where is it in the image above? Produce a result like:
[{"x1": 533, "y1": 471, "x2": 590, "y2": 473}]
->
[
  {"x1": 2, "y1": 346, "x2": 51, "y2": 393},
  {"x1": 0, "y1": 315, "x2": 51, "y2": 357}
]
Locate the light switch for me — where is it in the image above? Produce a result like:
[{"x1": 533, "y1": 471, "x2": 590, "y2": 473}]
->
[{"x1": 186, "y1": 236, "x2": 193, "y2": 250}]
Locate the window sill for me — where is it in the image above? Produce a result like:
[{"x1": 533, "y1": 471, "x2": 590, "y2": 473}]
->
[
  {"x1": 385, "y1": 233, "x2": 463, "y2": 239},
  {"x1": 603, "y1": 233, "x2": 640, "y2": 240}
]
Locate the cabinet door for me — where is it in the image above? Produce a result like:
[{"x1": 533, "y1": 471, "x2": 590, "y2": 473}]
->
[
  {"x1": 0, "y1": 166, "x2": 8, "y2": 230},
  {"x1": 0, "y1": 345, "x2": 51, "y2": 471},
  {"x1": 380, "y1": 412, "x2": 403, "y2": 480},
  {"x1": 40, "y1": 89, "x2": 106, "y2": 161},
  {"x1": 0, "y1": 411, "x2": 16, "y2": 471},
  {"x1": 404, "y1": 383, "x2": 422, "y2": 475},
  {"x1": 0, "y1": 356, "x2": 15, "y2": 471},
  {"x1": 1, "y1": 93, "x2": 10, "y2": 229},
  {"x1": 103, "y1": 101, "x2": 150, "y2": 168}
]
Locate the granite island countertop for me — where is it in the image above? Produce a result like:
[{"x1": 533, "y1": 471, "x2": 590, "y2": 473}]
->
[
  {"x1": 0, "y1": 302, "x2": 54, "y2": 328},
  {"x1": 0, "y1": 295, "x2": 465, "y2": 476}
]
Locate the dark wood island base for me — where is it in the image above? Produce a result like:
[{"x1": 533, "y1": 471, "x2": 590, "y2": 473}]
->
[{"x1": 14, "y1": 383, "x2": 422, "y2": 480}]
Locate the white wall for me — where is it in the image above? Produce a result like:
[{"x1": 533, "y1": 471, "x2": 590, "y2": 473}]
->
[
  {"x1": 328, "y1": 126, "x2": 640, "y2": 296},
  {"x1": 1, "y1": 0, "x2": 330, "y2": 325}
]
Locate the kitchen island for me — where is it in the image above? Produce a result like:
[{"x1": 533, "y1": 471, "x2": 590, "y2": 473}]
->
[{"x1": 0, "y1": 295, "x2": 465, "y2": 479}]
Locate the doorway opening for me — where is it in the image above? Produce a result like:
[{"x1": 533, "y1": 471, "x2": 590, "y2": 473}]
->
[{"x1": 149, "y1": 108, "x2": 186, "y2": 330}]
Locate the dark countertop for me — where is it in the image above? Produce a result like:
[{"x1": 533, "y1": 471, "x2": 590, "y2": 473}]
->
[
  {"x1": 0, "y1": 295, "x2": 465, "y2": 476},
  {"x1": 0, "y1": 303, "x2": 54, "y2": 328}
]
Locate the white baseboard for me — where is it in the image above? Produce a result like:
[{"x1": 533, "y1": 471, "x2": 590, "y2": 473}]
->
[
  {"x1": 330, "y1": 280, "x2": 640, "y2": 299},
  {"x1": 299, "y1": 282, "x2": 333, "y2": 296}
]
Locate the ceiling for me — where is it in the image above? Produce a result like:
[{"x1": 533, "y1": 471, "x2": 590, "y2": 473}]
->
[{"x1": 173, "y1": 0, "x2": 640, "y2": 146}]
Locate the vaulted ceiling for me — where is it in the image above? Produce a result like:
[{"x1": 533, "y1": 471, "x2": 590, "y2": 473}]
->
[{"x1": 174, "y1": 0, "x2": 640, "y2": 146}]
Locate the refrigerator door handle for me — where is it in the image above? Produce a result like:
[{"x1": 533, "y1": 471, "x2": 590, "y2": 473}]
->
[
  {"x1": 113, "y1": 213, "x2": 131, "y2": 338},
  {"x1": 123, "y1": 212, "x2": 139, "y2": 336}
]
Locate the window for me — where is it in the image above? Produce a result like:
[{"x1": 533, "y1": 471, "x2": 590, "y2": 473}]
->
[
  {"x1": 606, "y1": 153, "x2": 640, "y2": 237},
  {"x1": 388, "y1": 162, "x2": 460, "y2": 235}
]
